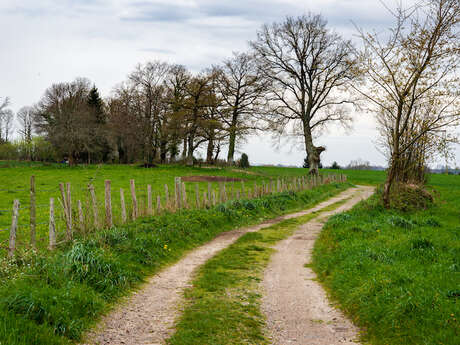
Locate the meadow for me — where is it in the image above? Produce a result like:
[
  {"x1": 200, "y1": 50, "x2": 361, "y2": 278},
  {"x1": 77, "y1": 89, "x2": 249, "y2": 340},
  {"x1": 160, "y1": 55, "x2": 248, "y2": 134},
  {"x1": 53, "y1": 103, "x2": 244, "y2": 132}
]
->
[
  {"x1": 0, "y1": 162, "x2": 458, "y2": 345},
  {"x1": 0, "y1": 180, "x2": 349, "y2": 345},
  {"x1": 0, "y1": 161, "x2": 323, "y2": 254},
  {"x1": 313, "y1": 173, "x2": 460, "y2": 345}
]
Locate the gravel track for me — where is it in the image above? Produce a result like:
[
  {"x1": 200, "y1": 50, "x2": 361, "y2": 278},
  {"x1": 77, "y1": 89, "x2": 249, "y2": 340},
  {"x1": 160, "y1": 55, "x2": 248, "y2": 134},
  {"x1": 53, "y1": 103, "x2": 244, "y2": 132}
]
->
[
  {"x1": 81, "y1": 187, "x2": 364, "y2": 345},
  {"x1": 262, "y1": 186, "x2": 374, "y2": 345}
]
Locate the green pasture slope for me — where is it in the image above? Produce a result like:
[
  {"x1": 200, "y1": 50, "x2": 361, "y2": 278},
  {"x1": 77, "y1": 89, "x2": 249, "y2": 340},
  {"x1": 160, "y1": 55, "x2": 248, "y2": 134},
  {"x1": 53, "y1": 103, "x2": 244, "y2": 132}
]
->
[
  {"x1": 0, "y1": 162, "x2": 315, "y2": 252},
  {"x1": 313, "y1": 172, "x2": 460, "y2": 345}
]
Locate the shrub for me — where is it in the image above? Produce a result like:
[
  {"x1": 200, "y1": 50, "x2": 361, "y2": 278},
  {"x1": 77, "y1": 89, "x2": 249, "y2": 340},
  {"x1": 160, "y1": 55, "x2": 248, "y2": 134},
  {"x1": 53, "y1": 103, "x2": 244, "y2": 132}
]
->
[{"x1": 238, "y1": 153, "x2": 250, "y2": 168}]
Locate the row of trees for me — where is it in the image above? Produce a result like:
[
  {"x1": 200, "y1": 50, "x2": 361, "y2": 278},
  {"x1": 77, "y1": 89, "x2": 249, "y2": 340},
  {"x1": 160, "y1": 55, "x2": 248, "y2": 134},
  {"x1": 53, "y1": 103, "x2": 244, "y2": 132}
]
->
[{"x1": 1, "y1": 0, "x2": 459, "y2": 207}]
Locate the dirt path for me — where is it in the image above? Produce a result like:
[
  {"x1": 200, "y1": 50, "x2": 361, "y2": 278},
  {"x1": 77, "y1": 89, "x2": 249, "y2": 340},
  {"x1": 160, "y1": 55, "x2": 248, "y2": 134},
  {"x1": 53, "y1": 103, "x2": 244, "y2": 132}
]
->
[
  {"x1": 81, "y1": 187, "x2": 360, "y2": 345},
  {"x1": 262, "y1": 185, "x2": 374, "y2": 345}
]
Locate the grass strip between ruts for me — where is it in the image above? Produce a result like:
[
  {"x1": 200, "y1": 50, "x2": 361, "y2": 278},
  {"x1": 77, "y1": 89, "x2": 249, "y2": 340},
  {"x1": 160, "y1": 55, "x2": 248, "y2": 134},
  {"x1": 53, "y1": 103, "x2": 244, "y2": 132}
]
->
[
  {"x1": 167, "y1": 196, "x2": 352, "y2": 345},
  {"x1": 0, "y1": 183, "x2": 351, "y2": 345}
]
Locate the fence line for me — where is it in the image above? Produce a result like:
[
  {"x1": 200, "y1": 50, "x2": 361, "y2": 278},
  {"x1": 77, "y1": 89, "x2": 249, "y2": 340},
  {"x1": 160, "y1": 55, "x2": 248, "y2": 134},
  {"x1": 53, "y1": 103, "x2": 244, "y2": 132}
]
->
[{"x1": 0, "y1": 173, "x2": 347, "y2": 257}]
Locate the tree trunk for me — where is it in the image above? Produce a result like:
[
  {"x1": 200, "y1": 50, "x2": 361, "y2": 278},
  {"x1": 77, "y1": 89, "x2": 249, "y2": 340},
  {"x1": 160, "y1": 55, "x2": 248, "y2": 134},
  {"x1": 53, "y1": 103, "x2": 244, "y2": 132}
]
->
[
  {"x1": 227, "y1": 112, "x2": 238, "y2": 165},
  {"x1": 182, "y1": 137, "x2": 187, "y2": 160},
  {"x1": 206, "y1": 137, "x2": 214, "y2": 164},
  {"x1": 186, "y1": 135, "x2": 194, "y2": 166},
  {"x1": 303, "y1": 124, "x2": 322, "y2": 176},
  {"x1": 160, "y1": 139, "x2": 167, "y2": 164},
  {"x1": 383, "y1": 163, "x2": 396, "y2": 209}
]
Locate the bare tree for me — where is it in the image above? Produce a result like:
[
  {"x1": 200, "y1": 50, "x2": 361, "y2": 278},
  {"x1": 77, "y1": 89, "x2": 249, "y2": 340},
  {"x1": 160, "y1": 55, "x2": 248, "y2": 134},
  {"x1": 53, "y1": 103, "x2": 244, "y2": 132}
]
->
[
  {"x1": 0, "y1": 97, "x2": 13, "y2": 143},
  {"x1": 164, "y1": 64, "x2": 190, "y2": 163},
  {"x1": 183, "y1": 71, "x2": 217, "y2": 166},
  {"x1": 215, "y1": 52, "x2": 267, "y2": 165},
  {"x1": 107, "y1": 82, "x2": 145, "y2": 163},
  {"x1": 128, "y1": 61, "x2": 170, "y2": 164},
  {"x1": 17, "y1": 106, "x2": 35, "y2": 142},
  {"x1": 250, "y1": 14, "x2": 358, "y2": 175},
  {"x1": 355, "y1": 0, "x2": 460, "y2": 207},
  {"x1": 34, "y1": 78, "x2": 98, "y2": 165}
]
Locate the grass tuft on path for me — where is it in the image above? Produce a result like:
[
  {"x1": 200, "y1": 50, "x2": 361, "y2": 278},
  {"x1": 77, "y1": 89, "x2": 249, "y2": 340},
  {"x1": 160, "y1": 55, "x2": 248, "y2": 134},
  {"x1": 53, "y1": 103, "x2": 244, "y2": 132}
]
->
[
  {"x1": 168, "y1": 196, "x2": 352, "y2": 345},
  {"x1": 0, "y1": 182, "x2": 350, "y2": 345}
]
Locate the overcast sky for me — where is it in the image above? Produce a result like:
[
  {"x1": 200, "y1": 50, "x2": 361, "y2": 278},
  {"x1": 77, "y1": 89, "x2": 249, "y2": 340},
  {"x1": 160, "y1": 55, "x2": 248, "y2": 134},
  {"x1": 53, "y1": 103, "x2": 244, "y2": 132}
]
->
[{"x1": 1, "y1": 0, "x2": 459, "y2": 167}]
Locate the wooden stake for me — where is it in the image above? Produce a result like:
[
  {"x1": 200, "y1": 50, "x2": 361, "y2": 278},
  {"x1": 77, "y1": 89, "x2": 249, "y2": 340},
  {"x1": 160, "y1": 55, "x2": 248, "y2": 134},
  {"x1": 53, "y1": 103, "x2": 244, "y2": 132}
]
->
[
  {"x1": 195, "y1": 183, "x2": 200, "y2": 208},
  {"x1": 120, "y1": 188, "x2": 127, "y2": 223},
  {"x1": 207, "y1": 182, "x2": 212, "y2": 204},
  {"x1": 30, "y1": 175, "x2": 36, "y2": 248},
  {"x1": 203, "y1": 191, "x2": 208, "y2": 207},
  {"x1": 89, "y1": 184, "x2": 99, "y2": 228},
  {"x1": 147, "y1": 185, "x2": 152, "y2": 215},
  {"x1": 182, "y1": 182, "x2": 187, "y2": 208},
  {"x1": 66, "y1": 182, "x2": 72, "y2": 239},
  {"x1": 175, "y1": 177, "x2": 182, "y2": 209},
  {"x1": 212, "y1": 190, "x2": 217, "y2": 206},
  {"x1": 77, "y1": 200, "x2": 84, "y2": 232},
  {"x1": 8, "y1": 199, "x2": 19, "y2": 257},
  {"x1": 49, "y1": 198, "x2": 56, "y2": 250},
  {"x1": 164, "y1": 184, "x2": 170, "y2": 209},
  {"x1": 105, "y1": 180, "x2": 113, "y2": 228},
  {"x1": 157, "y1": 195, "x2": 161, "y2": 214},
  {"x1": 130, "y1": 179, "x2": 138, "y2": 219}
]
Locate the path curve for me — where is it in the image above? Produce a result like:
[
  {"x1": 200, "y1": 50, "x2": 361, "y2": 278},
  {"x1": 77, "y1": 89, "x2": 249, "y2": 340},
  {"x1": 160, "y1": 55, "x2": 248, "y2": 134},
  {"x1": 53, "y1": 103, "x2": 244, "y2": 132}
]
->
[
  {"x1": 262, "y1": 185, "x2": 374, "y2": 345},
  {"x1": 82, "y1": 187, "x2": 361, "y2": 345}
]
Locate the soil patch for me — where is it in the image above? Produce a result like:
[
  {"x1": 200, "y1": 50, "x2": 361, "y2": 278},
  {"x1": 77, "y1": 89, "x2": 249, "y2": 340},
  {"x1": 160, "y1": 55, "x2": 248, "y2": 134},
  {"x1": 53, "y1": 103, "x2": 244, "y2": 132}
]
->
[{"x1": 181, "y1": 175, "x2": 243, "y2": 182}]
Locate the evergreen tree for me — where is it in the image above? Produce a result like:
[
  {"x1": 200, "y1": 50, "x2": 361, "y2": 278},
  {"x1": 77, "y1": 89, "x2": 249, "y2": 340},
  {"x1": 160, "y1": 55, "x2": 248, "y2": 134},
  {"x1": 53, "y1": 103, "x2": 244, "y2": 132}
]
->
[
  {"x1": 239, "y1": 153, "x2": 250, "y2": 168},
  {"x1": 331, "y1": 161, "x2": 340, "y2": 169},
  {"x1": 87, "y1": 86, "x2": 106, "y2": 124}
]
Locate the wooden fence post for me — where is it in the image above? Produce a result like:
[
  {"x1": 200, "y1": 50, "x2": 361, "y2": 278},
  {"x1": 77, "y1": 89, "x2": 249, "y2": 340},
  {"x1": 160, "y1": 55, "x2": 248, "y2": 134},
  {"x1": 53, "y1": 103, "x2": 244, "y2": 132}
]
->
[
  {"x1": 30, "y1": 175, "x2": 36, "y2": 248},
  {"x1": 8, "y1": 199, "x2": 19, "y2": 257},
  {"x1": 77, "y1": 200, "x2": 84, "y2": 232},
  {"x1": 157, "y1": 195, "x2": 161, "y2": 214},
  {"x1": 175, "y1": 177, "x2": 182, "y2": 209},
  {"x1": 212, "y1": 190, "x2": 217, "y2": 206},
  {"x1": 49, "y1": 198, "x2": 56, "y2": 250},
  {"x1": 130, "y1": 179, "x2": 138, "y2": 219},
  {"x1": 203, "y1": 191, "x2": 208, "y2": 207},
  {"x1": 88, "y1": 184, "x2": 99, "y2": 229},
  {"x1": 60, "y1": 183, "x2": 72, "y2": 240},
  {"x1": 164, "y1": 184, "x2": 170, "y2": 209},
  {"x1": 207, "y1": 183, "x2": 212, "y2": 205},
  {"x1": 105, "y1": 180, "x2": 113, "y2": 228},
  {"x1": 182, "y1": 182, "x2": 188, "y2": 208},
  {"x1": 66, "y1": 182, "x2": 72, "y2": 239},
  {"x1": 120, "y1": 188, "x2": 127, "y2": 223},
  {"x1": 147, "y1": 185, "x2": 152, "y2": 216},
  {"x1": 195, "y1": 183, "x2": 200, "y2": 208}
]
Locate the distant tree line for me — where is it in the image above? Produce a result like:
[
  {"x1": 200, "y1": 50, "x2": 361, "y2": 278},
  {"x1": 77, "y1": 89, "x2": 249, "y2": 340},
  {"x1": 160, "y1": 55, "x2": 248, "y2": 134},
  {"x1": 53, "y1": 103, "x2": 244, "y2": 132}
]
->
[{"x1": 1, "y1": 0, "x2": 458, "y2": 208}]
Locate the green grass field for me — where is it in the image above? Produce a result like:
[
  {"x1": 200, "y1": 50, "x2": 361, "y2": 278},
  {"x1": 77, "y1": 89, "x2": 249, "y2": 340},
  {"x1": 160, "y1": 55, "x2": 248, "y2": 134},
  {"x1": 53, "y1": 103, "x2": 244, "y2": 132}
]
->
[
  {"x1": 0, "y1": 182, "x2": 349, "y2": 345},
  {"x1": 0, "y1": 162, "x2": 324, "y2": 253},
  {"x1": 313, "y1": 173, "x2": 460, "y2": 345}
]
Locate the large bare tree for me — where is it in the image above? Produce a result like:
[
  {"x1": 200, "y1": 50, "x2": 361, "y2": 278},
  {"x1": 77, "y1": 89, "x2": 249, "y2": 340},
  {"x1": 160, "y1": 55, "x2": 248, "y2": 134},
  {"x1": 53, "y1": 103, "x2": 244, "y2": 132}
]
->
[
  {"x1": 215, "y1": 52, "x2": 267, "y2": 165},
  {"x1": 355, "y1": 0, "x2": 460, "y2": 207},
  {"x1": 250, "y1": 14, "x2": 358, "y2": 175}
]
